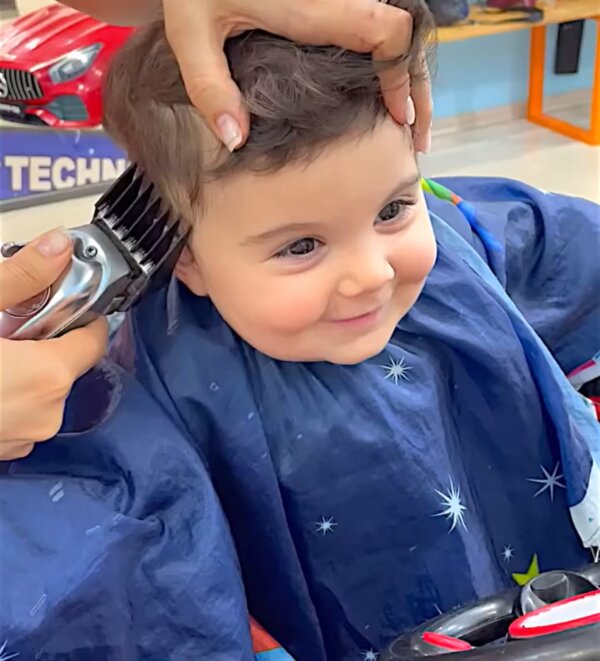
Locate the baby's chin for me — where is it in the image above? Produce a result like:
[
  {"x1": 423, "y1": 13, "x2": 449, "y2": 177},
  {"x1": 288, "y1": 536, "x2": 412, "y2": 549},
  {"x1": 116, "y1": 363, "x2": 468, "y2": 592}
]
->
[
  {"x1": 318, "y1": 308, "x2": 408, "y2": 365},
  {"x1": 259, "y1": 324, "x2": 397, "y2": 365},
  {"x1": 316, "y1": 332, "x2": 395, "y2": 365}
]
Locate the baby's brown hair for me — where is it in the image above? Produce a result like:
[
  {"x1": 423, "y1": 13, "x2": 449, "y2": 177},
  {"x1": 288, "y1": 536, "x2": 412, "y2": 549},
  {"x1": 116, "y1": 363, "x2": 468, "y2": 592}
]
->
[{"x1": 103, "y1": 0, "x2": 434, "y2": 224}]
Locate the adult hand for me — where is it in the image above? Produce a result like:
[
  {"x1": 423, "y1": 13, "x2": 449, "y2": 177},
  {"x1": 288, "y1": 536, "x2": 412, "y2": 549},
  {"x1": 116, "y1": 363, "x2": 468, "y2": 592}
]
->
[
  {"x1": 62, "y1": 0, "x2": 431, "y2": 153},
  {"x1": 163, "y1": 0, "x2": 432, "y2": 153},
  {"x1": 0, "y1": 229, "x2": 108, "y2": 460}
]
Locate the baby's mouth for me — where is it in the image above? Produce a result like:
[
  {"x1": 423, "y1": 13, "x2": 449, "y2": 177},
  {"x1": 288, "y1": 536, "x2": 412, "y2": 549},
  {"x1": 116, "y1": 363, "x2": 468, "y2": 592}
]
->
[{"x1": 330, "y1": 306, "x2": 385, "y2": 328}]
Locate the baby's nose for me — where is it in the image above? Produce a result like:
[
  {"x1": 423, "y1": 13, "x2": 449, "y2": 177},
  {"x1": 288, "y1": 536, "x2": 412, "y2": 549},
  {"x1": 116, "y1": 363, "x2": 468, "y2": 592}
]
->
[{"x1": 337, "y1": 248, "x2": 395, "y2": 298}]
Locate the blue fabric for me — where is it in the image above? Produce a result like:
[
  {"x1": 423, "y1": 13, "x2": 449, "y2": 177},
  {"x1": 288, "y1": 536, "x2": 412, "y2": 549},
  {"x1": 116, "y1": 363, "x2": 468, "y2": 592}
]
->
[
  {"x1": 125, "y1": 179, "x2": 599, "y2": 659},
  {"x1": 426, "y1": 177, "x2": 600, "y2": 374},
  {"x1": 0, "y1": 364, "x2": 254, "y2": 661},
  {"x1": 1, "y1": 177, "x2": 598, "y2": 661},
  {"x1": 256, "y1": 650, "x2": 295, "y2": 660}
]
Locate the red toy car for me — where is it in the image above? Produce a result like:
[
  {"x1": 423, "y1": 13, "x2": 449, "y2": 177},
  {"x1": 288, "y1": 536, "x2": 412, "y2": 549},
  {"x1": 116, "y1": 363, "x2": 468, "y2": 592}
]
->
[{"x1": 0, "y1": 4, "x2": 133, "y2": 128}]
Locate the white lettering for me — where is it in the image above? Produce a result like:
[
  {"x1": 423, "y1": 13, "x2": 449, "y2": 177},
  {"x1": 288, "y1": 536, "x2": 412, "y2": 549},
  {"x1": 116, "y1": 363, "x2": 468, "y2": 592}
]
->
[
  {"x1": 4, "y1": 155, "x2": 29, "y2": 191},
  {"x1": 2, "y1": 154, "x2": 127, "y2": 195},
  {"x1": 101, "y1": 158, "x2": 128, "y2": 182},
  {"x1": 51, "y1": 157, "x2": 76, "y2": 190},
  {"x1": 29, "y1": 156, "x2": 52, "y2": 192},
  {"x1": 76, "y1": 157, "x2": 101, "y2": 186}
]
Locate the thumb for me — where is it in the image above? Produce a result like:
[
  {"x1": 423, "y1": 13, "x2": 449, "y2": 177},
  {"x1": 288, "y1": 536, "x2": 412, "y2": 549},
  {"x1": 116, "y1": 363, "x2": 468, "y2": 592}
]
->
[{"x1": 0, "y1": 228, "x2": 72, "y2": 311}]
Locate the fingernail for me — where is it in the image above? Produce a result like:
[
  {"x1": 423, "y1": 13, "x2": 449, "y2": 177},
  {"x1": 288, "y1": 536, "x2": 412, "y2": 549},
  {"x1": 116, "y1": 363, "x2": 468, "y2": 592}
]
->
[
  {"x1": 36, "y1": 228, "x2": 71, "y2": 257},
  {"x1": 405, "y1": 96, "x2": 416, "y2": 127},
  {"x1": 417, "y1": 124, "x2": 432, "y2": 154},
  {"x1": 216, "y1": 113, "x2": 243, "y2": 152},
  {"x1": 424, "y1": 127, "x2": 432, "y2": 154}
]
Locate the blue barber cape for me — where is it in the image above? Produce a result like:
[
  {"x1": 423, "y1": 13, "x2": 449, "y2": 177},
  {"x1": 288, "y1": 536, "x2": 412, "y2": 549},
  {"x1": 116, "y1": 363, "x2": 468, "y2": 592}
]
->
[{"x1": 1, "y1": 177, "x2": 598, "y2": 661}]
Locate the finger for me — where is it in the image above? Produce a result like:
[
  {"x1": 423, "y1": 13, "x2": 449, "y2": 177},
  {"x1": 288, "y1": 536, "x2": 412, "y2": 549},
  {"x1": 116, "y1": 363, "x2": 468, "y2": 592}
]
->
[
  {"x1": 254, "y1": 0, "x2": 414, "y2": 124},
  {"x1": 47, "y1": 317, "x2": 109, "y2": 381},
  {"x1": 250, "y1": 0, "x2": 412, "y2": 55},
  {"x1": 163, "y1": 0, "x2": 249, "y2": 151},
  {"x1": 380, "y1": 72, "x2": 411, "y2": 127},
  {"x1": 1, "y1": 442, "x2": 34, "y2": 460},
  {"x1": 371, "y1": 3, "x2": 415, "y2": 127},
  {"x1": 0, "y1": 228, "x2": 72, "y2": 310},
  {"x1": 411, "y1": 61, "x2": 433, "y2": 153}
]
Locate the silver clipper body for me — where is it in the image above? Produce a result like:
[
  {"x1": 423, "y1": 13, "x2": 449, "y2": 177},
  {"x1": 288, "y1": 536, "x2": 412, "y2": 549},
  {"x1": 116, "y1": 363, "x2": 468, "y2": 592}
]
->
[{"x1": 0, "y1": 165, "x2": 187, "y2": 341}]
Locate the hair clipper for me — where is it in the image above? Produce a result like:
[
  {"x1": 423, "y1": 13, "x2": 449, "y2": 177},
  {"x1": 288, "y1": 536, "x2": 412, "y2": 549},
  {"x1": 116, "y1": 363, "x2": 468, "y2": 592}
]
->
[{"x1": 0, "y1": 165, "x2": 188, "y2": 340}]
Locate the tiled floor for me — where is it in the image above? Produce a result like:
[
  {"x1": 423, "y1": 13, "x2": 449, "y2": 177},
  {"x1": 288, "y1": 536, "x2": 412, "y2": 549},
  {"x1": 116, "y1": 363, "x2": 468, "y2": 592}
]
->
[
  {"x1": 1, "y1": 115, "x2": 599, "y2": 244},
  {"x1": 423, "y1": 111, "x2": 600, "y2": 202}
]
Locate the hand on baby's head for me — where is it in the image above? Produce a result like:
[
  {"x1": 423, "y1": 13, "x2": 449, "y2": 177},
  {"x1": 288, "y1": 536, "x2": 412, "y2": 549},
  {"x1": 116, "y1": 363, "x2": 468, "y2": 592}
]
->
[{"x1": 160, "y1": 0, "x2": 433, "y2": 152}]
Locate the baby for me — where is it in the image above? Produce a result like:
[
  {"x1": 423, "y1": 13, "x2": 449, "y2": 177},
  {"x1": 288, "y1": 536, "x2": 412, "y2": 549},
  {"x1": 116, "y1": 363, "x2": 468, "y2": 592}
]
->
[
  {"x1": 1, "y1": 1, "x2": 598, "y2": 660},
  {"x1": 103, "y1": 3, "x2": 599, "y2": 657}
]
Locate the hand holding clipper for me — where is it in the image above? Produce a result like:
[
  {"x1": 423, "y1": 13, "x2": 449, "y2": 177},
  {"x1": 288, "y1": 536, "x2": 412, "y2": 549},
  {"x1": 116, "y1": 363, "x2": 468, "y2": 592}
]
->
[
  {"x1": 0, "y1": 165, "x2": 187, "y2": 341},
  {"x1": 0, "y1": 229, "x2": 110, "y2": 455}
]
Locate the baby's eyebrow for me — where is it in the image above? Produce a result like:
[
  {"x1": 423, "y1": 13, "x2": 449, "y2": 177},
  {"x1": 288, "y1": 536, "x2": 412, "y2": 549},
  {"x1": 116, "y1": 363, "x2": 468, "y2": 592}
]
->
[
  {"x1": 242, "y1": 221, "x2": 322, "y2": 246},
  {"x1": 243, "y1": 171, "x2": 422, "y2": 246},
  {"x1": 382, "y1": 171, "x2": 421, "y2": 204}
]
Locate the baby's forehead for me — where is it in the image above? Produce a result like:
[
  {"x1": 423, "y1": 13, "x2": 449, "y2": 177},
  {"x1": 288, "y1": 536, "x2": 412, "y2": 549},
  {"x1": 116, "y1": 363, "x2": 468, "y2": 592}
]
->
[{"x1": 204, "y1": 120, "x2": 417, "y2": 217}]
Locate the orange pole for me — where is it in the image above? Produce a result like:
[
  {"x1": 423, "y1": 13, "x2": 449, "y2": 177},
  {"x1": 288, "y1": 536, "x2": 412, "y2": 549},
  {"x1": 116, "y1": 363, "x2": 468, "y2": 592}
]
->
[
  {"x1": 528, "y1": 17, "x2": 600, "y2": 146},
  {"x1": 526, "y1": 114, "x2": 594, "y2": 144},
  {"x1": 528, "y1": 25, "x2": 546, "y2": 121},
  {"x1": 589, "y1": 17, "x2": 600, "y2": 144}
]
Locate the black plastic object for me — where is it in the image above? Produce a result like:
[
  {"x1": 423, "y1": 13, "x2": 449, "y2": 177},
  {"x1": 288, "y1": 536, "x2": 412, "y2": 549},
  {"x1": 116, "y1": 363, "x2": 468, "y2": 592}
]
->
[
  {"x1": 519, "y1": 569, "x2": 598, "y2": 613},
  {"x1": 382, "y1": 564, "x2": 600, "y2": 660},
  {"x1": 581, "y1": 377, "x2": 600, "y2": 398},
  {"x1": 94, "y1": 164, "x2": 187, "y2": 286},
  {"x1": 554, "y1": 21, "x2": 585, "y2": 75}
]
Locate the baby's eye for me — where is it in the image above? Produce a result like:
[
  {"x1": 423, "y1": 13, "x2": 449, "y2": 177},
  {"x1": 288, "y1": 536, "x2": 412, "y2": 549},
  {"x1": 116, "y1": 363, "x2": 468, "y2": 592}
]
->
[
  {"x1": 376, "y1": 199, "x2": 415, "y2": 224},
  {"x1": 274, "y1": 238, "x2": 323, "y2": 259}
]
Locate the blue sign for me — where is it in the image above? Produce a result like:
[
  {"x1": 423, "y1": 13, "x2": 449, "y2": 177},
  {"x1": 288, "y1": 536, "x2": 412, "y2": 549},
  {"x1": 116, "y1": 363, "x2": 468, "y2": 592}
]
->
[{"x1": 0, "y1": 126, "x2": 127, "y2": 206}]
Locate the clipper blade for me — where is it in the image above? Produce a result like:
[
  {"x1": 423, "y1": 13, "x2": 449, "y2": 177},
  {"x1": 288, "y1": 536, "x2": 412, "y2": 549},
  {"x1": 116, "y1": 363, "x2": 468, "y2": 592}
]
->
[{"x1": 94, "y1": 164, "x2": 188, "y2": 293}]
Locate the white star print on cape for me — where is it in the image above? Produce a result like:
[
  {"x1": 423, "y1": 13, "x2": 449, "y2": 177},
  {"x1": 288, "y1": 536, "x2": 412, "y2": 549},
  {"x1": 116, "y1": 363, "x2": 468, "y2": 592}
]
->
[
  {"x1": 381, "y1": 357, "x2": 412, "y2": 385},
  {"x1": 0, "y1": 641, "x2": 19, "y2": 661},
  {"x1": 315, "y1": 516, "x2": 337, "y2": 535},
  {"x1": 528, "y1": 462, "x2": 566, "y2": 501},
  {"x1": 434, "y1": 477, "x2": 468, "y2": 532},
  {"x1": 502, "y1": 545, "x2": 514, "y2": 562},
  {"x1": 362, "y1": 650, "x2": 379, "y2": 660}
]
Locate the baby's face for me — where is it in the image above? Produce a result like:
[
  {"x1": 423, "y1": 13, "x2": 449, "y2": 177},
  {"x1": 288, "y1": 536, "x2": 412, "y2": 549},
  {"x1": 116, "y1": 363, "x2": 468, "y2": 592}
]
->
[{"x1": 177, "y1": 118, "x2": 436, "y2": 364}]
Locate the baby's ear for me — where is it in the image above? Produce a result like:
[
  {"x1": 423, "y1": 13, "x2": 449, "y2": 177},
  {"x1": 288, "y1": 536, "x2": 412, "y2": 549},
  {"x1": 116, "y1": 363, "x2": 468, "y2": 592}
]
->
[{"x1": 174, "y1": 245, "x2": 208, "y2": 296}]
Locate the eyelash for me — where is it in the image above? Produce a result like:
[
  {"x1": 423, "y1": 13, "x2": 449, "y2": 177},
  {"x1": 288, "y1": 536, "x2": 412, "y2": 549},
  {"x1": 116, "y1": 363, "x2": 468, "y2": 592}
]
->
[
  {"x1": 376, "y1": 198, "x2": 416, "y2": 224},
  {"x1": 273, "y1": 198, "x2": 417, "y2": 260},
  {"x1": 274, "y1": 237, "x2": 324, "y2": 260}
]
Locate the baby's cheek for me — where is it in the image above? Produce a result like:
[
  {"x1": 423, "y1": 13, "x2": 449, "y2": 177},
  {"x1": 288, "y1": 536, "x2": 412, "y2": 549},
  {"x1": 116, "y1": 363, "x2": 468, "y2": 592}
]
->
[
  {"x1": 394, "y1": 215, "x2": 437, "y2": 283},
  {"x1": 252, "y1": 286, "x2": 325, "y2": 333}
]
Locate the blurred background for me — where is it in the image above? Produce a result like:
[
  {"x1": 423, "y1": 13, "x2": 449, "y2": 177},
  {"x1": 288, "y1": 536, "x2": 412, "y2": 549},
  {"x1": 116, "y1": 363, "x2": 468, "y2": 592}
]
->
[{"x1": 1, "y1": 0, "x2": 598, "y2": 244}]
